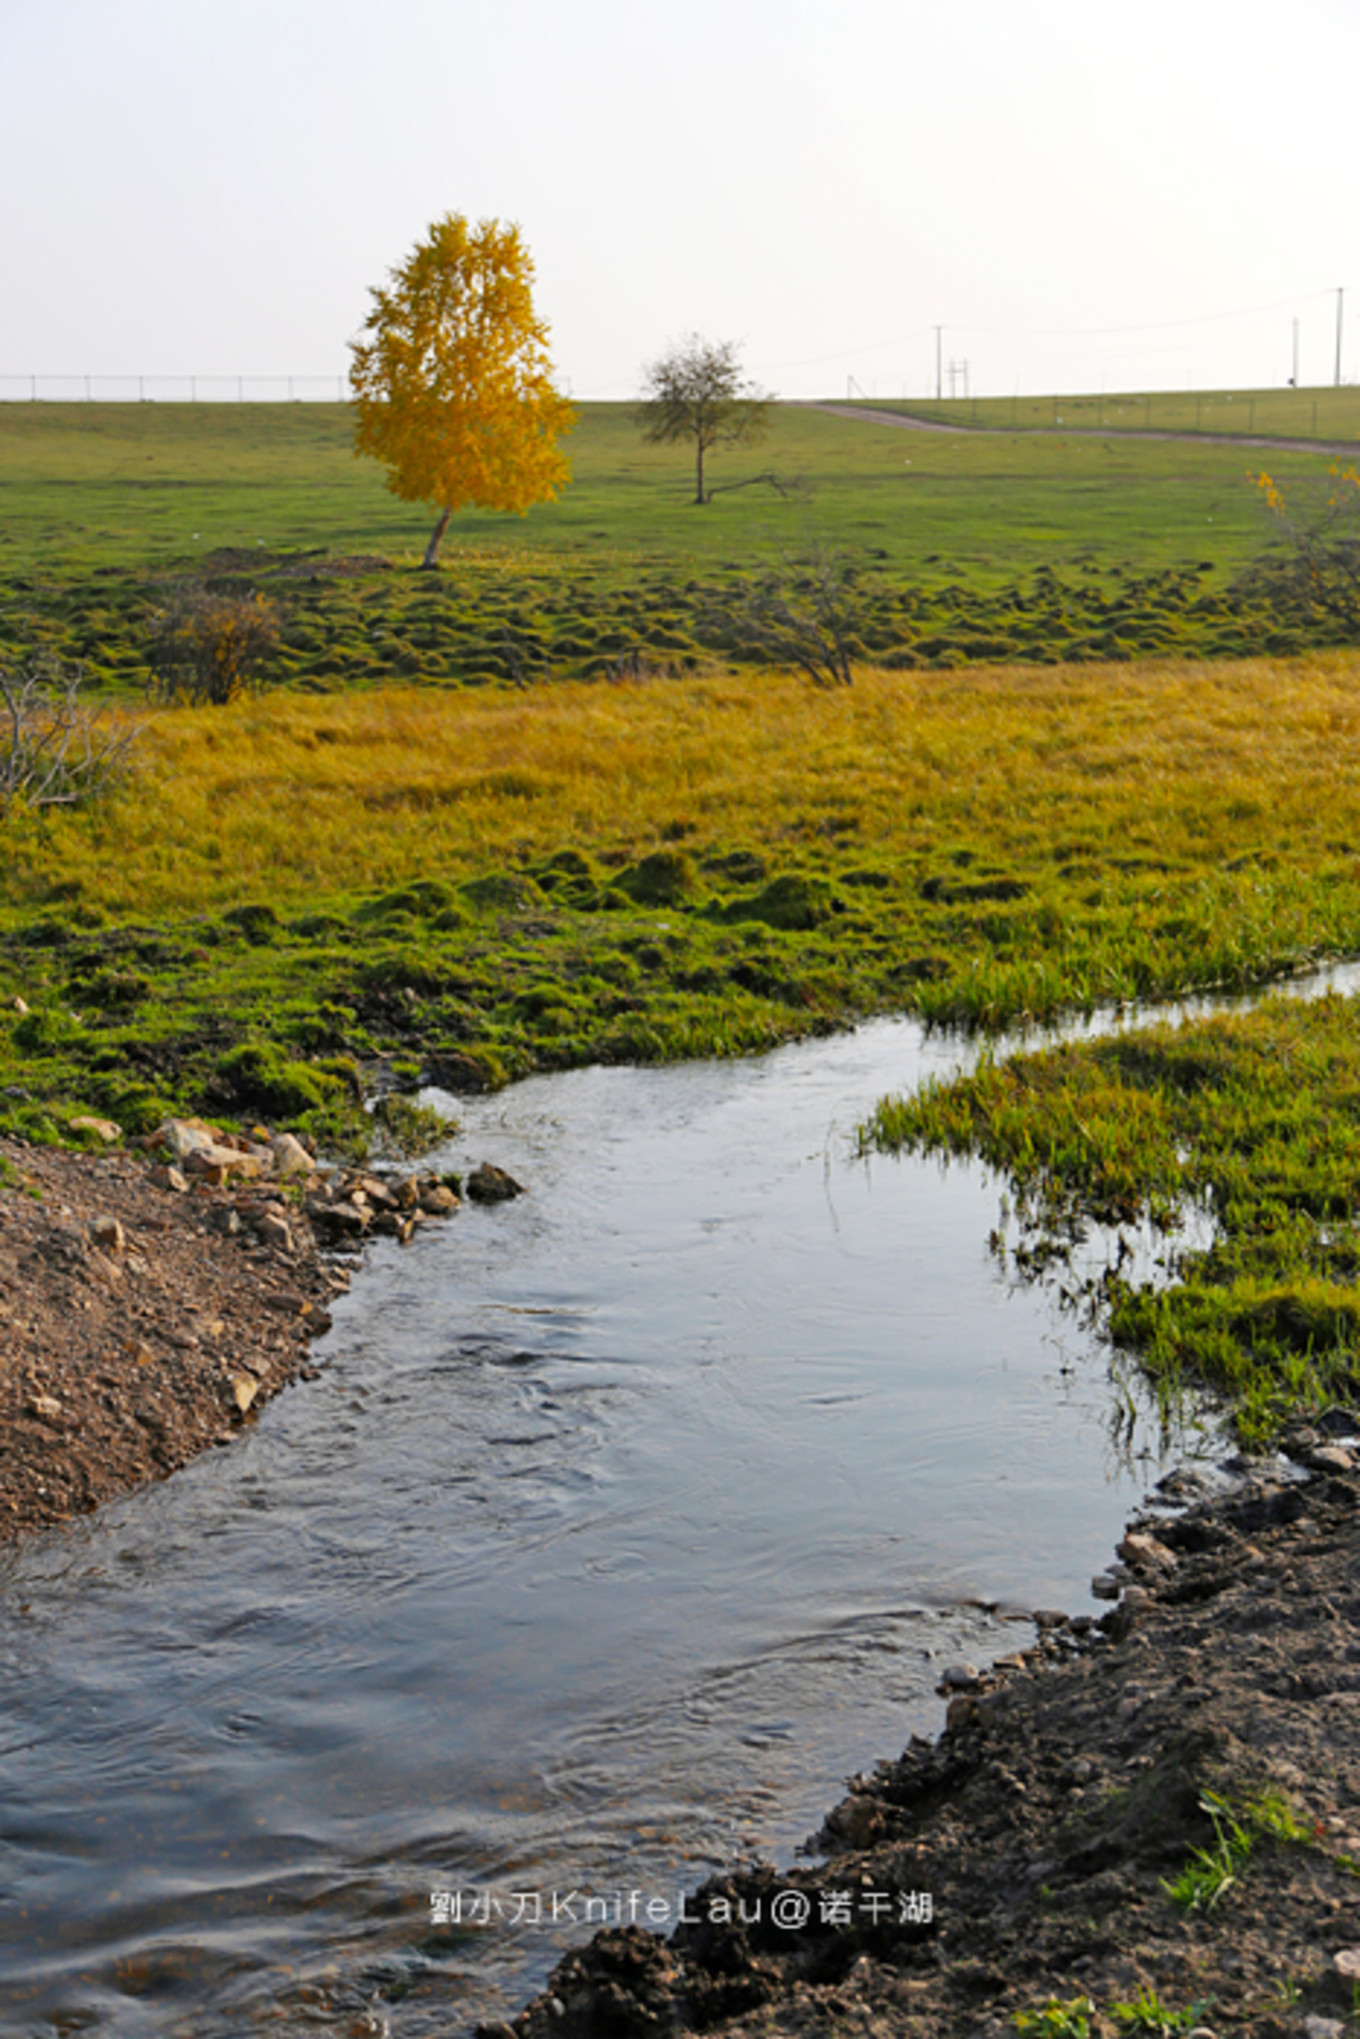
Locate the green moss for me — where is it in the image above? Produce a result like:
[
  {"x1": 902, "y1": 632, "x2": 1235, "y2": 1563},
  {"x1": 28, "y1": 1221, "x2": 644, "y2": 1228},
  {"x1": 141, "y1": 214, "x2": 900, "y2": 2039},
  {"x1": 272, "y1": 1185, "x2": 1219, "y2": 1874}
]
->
[{"x1": 215, "y1": 1041, "x2": 342, "y2": 1118}]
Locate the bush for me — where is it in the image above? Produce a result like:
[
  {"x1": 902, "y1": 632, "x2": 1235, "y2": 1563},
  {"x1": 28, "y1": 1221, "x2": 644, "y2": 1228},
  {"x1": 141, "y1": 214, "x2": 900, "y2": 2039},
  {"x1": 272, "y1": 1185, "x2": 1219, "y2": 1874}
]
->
[{"x1": 149, "y1": 584, "x2": 280, "y2": 705}]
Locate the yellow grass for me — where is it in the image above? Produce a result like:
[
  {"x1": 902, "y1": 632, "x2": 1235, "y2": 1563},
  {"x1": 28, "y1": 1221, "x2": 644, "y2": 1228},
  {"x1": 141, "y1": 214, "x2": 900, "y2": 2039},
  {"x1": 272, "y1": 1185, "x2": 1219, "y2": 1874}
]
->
[{"x1": 13, "y1": 650, "x2": 1360, "y2": 919}]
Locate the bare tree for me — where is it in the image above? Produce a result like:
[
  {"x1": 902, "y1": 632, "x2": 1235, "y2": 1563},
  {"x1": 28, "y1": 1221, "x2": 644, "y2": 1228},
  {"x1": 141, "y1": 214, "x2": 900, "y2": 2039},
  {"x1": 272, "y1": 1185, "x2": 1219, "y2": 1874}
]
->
[
  {"x1": 639, "y1": 335, "x2": 772, "y2": 504},
  {"x1": 0, "y1": 663, "x2": 142, "y2": 809},
  {"x1": 727, "y1": 549, "x2": 866, "y2": 687}
]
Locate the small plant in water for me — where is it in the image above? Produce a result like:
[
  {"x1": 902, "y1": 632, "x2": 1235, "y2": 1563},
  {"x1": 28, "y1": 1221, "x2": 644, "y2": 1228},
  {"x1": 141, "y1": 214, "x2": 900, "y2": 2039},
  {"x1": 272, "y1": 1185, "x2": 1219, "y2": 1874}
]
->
[{"x1": 370, "y1": 1093, "x2": 458, "y2": 1158}]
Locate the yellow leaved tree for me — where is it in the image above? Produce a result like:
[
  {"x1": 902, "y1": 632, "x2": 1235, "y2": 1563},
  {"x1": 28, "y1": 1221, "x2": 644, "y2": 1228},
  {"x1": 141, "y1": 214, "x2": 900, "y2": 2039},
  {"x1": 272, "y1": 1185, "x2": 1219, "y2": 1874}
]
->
[{"x1": 349, "y1": 214, "x2": 575, "y2": 568}]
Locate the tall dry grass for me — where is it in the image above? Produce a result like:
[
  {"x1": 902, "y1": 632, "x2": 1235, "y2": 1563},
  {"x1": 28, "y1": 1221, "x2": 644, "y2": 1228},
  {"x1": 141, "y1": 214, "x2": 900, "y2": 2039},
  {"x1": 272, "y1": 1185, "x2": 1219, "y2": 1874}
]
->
[{"x1": 9, "y1": 649, "x2": 1360, "y2": 919}]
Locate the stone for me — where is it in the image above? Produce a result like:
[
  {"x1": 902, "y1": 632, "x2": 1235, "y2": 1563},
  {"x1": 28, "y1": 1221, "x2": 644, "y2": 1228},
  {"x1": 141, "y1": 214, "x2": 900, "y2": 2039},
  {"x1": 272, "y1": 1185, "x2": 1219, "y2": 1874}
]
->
[
  {"x1": 26, "y1": 1394, "x2": 63, "y2": 1423},
  {"x1": 391, "y1": 1176, "x2": 420, "y2": 1209},
  {"x1": 1303, "y1": 2017, "x2": 1345, "y2": 2039},
  {"x1": 419, "y1": 1185, "x2": 459, "y2": 1215},
  {"x1": 941, "y1": 1663, "x2": 981, "y2": 1690},
  {"x1": 230, "y1": 1373, "x2": 259, "y2": 1413},
  {"x1": 302, "y1": 1302, "x2": 333, "y2": 1336},
  {"x1": 151, "y1": 1164, "x2": 190, "y2": 1193},
  {"x1": 256, "y1": 1212, "x2": 293, "y2": 1252},
  {"x1": 90, "y1": 1215, "x2": 126, "y2": 1255},
  {"x1": 1318, "y1": 1406, "x2": 1360, "y2": 1438},
  {"x1": 154, "y1": 1117, "x2": 220, "y2": 1162},
  {"x1": 1032, "y1": 1608, "x2": 1070, "y2": 1630},
  {"x1": 184, "y1": 1143, "x2": 265, "y2": 1181},
  {"x1": 69, "y1": 1115, "x2": 121, "y2": 1143},
  {"x1": 1307, "y1": 1444, "x2": 1355, "y2": 1475},
  {"x1": 12, "y1": 996, "x2": 28, "y2": 1015},
  {"x1": 270, "y1": 1132, "x2": 314, "y2": 1178},
  {"x1": 466, "y1": 1162, "x2": 525, "y2": 1204},
  {"x1": 312, "y1": 1203, "x2": 368, "y2": 1240},
  {"x1": 1334, "y1": 1948, "x2": 1360, "y2": 1981},
  {"x1": 261, "y1": 1288, "x2": 308, "y2": 1315},
  {"x1": 1118, "y1": 1530, "x2": 1178, "y2": 1573},
  {"x1": 945, "y1": 1694, "x2": 979, "y2": 1733}
]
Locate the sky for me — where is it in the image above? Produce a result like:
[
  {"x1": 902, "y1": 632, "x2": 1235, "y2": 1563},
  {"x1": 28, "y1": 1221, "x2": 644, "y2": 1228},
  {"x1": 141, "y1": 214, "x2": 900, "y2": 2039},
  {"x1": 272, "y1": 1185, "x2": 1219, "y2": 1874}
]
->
[{"x1": 3, "y1": 0, "x2": 1358, "y2": 403}]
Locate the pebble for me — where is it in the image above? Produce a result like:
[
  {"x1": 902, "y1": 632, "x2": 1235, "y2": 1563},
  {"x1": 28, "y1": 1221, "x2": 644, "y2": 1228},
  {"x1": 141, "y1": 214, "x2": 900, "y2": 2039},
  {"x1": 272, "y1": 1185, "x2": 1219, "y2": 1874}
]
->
[
  {"x1": 941, "y1": 1663, "x2": 981, "y2": 1690},
  {"x1": 90, "y1": 1215, "x2": 126, "y2": 1255}
]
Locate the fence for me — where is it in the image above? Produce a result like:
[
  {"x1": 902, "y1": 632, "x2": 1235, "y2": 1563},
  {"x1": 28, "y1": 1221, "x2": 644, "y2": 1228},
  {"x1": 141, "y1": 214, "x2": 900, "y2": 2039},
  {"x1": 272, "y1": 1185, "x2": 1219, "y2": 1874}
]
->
[{"x1": 0, "y1": 375, "x2": 348, "y2": 403}]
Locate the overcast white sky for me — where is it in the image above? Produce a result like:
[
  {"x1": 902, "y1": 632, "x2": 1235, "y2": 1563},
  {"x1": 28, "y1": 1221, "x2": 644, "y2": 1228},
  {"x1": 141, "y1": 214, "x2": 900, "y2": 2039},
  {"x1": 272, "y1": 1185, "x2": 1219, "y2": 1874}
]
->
[{"x1": 4, "y1": 0, "x2": 1357, "y2": 401}]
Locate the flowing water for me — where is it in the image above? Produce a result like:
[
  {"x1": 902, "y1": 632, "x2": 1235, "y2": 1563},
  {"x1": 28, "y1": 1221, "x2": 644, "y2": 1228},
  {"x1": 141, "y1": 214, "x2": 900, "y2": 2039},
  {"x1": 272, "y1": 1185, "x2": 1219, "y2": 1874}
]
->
[{"x1": 5, "y1": 975, "x2": 1358, "y2": 2035}]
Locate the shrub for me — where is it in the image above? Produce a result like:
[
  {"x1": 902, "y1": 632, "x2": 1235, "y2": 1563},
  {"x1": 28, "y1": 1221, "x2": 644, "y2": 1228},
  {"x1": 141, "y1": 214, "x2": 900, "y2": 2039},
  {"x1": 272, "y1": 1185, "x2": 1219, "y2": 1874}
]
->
[{"x1": 149, "y1": 584, "x2": 281, "y2": 705}]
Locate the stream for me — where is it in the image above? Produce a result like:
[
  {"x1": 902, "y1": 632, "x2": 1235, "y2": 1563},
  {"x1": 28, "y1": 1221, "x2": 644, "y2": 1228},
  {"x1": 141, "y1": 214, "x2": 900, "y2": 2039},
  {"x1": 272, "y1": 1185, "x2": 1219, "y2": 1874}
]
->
[{"x1": 5, "y1": 971, "x2": 1358, "y2": 2035}]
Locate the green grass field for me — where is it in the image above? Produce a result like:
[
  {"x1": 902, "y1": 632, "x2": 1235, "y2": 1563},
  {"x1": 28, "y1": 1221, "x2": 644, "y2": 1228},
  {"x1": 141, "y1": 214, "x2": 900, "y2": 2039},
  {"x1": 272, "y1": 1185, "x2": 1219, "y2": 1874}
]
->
[
  {"x1": 0, "y1": 398, "x2": 1349, "y2": 691},
  {"x1": 860, "y1": 382, "x2": 1360, "y2": 446},
  {"x1": 0, "y1": 396, "x2": 1336, "y2": 582}
]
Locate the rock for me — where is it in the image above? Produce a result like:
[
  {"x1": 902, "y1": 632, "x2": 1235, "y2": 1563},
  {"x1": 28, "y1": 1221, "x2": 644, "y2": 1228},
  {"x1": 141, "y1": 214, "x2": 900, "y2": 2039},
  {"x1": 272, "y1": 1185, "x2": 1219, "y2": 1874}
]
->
[
  {"x1": 12, "y1": 996, "x2": 28, "y2": 1015},
  {"x1": 945, "y1": 1693, "x2": 979, "y2": 1733},
  {"x1": 1032, "y1": 1608, "x2": 1070, "y2": 1630},
  {"x1": 151, "y1": 1164, "x2": 189, "y2": 1194},
  {"x1": 419, "y1": 1184, "x2": 459, "y2": 1215},
  {"x1": 26, "y1": 1394, "x2": 63, "y2": 1423},
  {"x1": 1307, "y1": 1444, "x2": 1355, "y2": 1475},
  {"x1": 1318, "y1": 1406, "x2": 1360, "y2": 1438},
  {"x1": 1303, "y1": 2017, "x2": 1346, "y2": 2039},
  {"x1": 1334, "y1": 1948, "x2": 1360, "y2": 1981},
  {"x1": 941, "y1": 1662, "x2": 981, "y2": 1690},
  {"x1": 270, "y1": 1133, "x2": 313, "y2": 1178},
  {"x1": 124, "y1": 1340, "x2": 156, "y2": 1366},
  {"x1": 466, "y1": 1162, "x2": 525, "y2": 1204},
  {"x1": 311, "y1": 1203, "x2": 369, "y2": 1241},
  {"x1": 391, "y1": 1176, "x2": 420, "y2": 1210},
  {"x1": 183, "y1": 1143, "x2": 265, "y2": 1181},
  {"x1": 301, "y1": 1302, "x2": 333, "y2": 1336},
  {"x1": 90, "y1": 1215, "x2": 126, "y2": 1255},
  {"x1": 353, "y1": 1175, "x2": 397, "y2": 1209},
  {"x1": 1091, "y1": 1572, "x2": 1122, "y2": 1600},
  {"x1": 1106, "y1": 1584, "x2": 1152, "y2": 1638},
  {"x1": 69, "y1": 1115, "x2": 121, "y2": 1143},
  {"x1": 206, "y1": 1206, "x2": 241, "y2": 1237},
  {"x1": 256, "y1": 1211, "x2": 293, "y2": 1252},
  {"x1": 261, "y1": 1288, "x2": 308, "y2": 1315},
  {"x1": 1118, "y1": 1530, "x2": 1178, "y2": 1573},
  {"x1": 153, "y1": 1117, "x2": 220, "y2": 1162},
  {"x1": 230, "y1": 1373, "x2": 259, "y2": 1413}
]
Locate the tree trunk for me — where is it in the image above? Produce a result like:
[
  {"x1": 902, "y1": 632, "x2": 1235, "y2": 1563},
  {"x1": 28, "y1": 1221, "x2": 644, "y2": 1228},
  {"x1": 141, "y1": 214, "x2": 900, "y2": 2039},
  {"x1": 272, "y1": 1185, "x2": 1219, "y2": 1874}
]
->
[
  {"x1": 694, "y1": 436, "x2": 706, "y2": 505},
  {"x1": 422, "y1": 506, "x2": 453, "y2": 568}
]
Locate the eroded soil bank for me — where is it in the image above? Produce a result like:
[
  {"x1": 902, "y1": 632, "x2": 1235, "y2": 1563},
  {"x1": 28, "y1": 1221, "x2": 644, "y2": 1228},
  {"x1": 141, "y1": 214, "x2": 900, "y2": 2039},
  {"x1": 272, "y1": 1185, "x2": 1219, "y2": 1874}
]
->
[
  {"x1": 0, "y1": 1127, "x2": 489, "y2": 1541},
  {"x1": 500, "y1": 1453, "x2": 1360, "y2": 2039}
]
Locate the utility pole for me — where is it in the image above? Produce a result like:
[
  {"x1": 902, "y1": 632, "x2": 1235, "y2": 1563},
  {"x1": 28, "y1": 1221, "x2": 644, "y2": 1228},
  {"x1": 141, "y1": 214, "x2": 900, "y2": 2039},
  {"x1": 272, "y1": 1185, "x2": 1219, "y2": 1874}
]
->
[
  {"x1": 1336, "y1": 288, "x2": 1345, "y2": 388},
  {"x1": 935, "y1": 326, "x2": 942, "y2": 402}
]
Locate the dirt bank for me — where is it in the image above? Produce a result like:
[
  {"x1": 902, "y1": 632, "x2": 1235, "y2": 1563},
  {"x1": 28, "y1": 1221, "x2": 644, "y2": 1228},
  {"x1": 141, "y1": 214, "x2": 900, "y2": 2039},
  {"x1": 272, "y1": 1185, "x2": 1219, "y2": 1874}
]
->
[
  {"x1": 498, "y1": 1444, "x2": 1360, "y2": 2039},
  {"x1": 0, "y1": 1131, "x2": 349, "y2": 1540}
]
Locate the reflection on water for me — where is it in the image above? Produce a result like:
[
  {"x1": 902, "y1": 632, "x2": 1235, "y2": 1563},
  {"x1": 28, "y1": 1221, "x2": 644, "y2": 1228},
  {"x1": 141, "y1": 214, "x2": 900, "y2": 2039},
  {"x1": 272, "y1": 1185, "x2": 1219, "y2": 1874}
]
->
[{"x1": 0, "y1": 1003, "x2": 1259, "y2": 2034}]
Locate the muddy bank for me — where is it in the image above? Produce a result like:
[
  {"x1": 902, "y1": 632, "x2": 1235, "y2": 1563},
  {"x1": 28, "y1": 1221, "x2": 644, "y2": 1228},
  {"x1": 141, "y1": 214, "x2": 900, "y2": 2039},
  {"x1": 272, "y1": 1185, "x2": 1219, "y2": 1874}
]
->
[
  {"x1": 0, "y1": 1128, "x2": 496, "y2": 1543},
  {"x1": 499, "y1": 1447, "x2": 1360, "y2": 2039}
]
